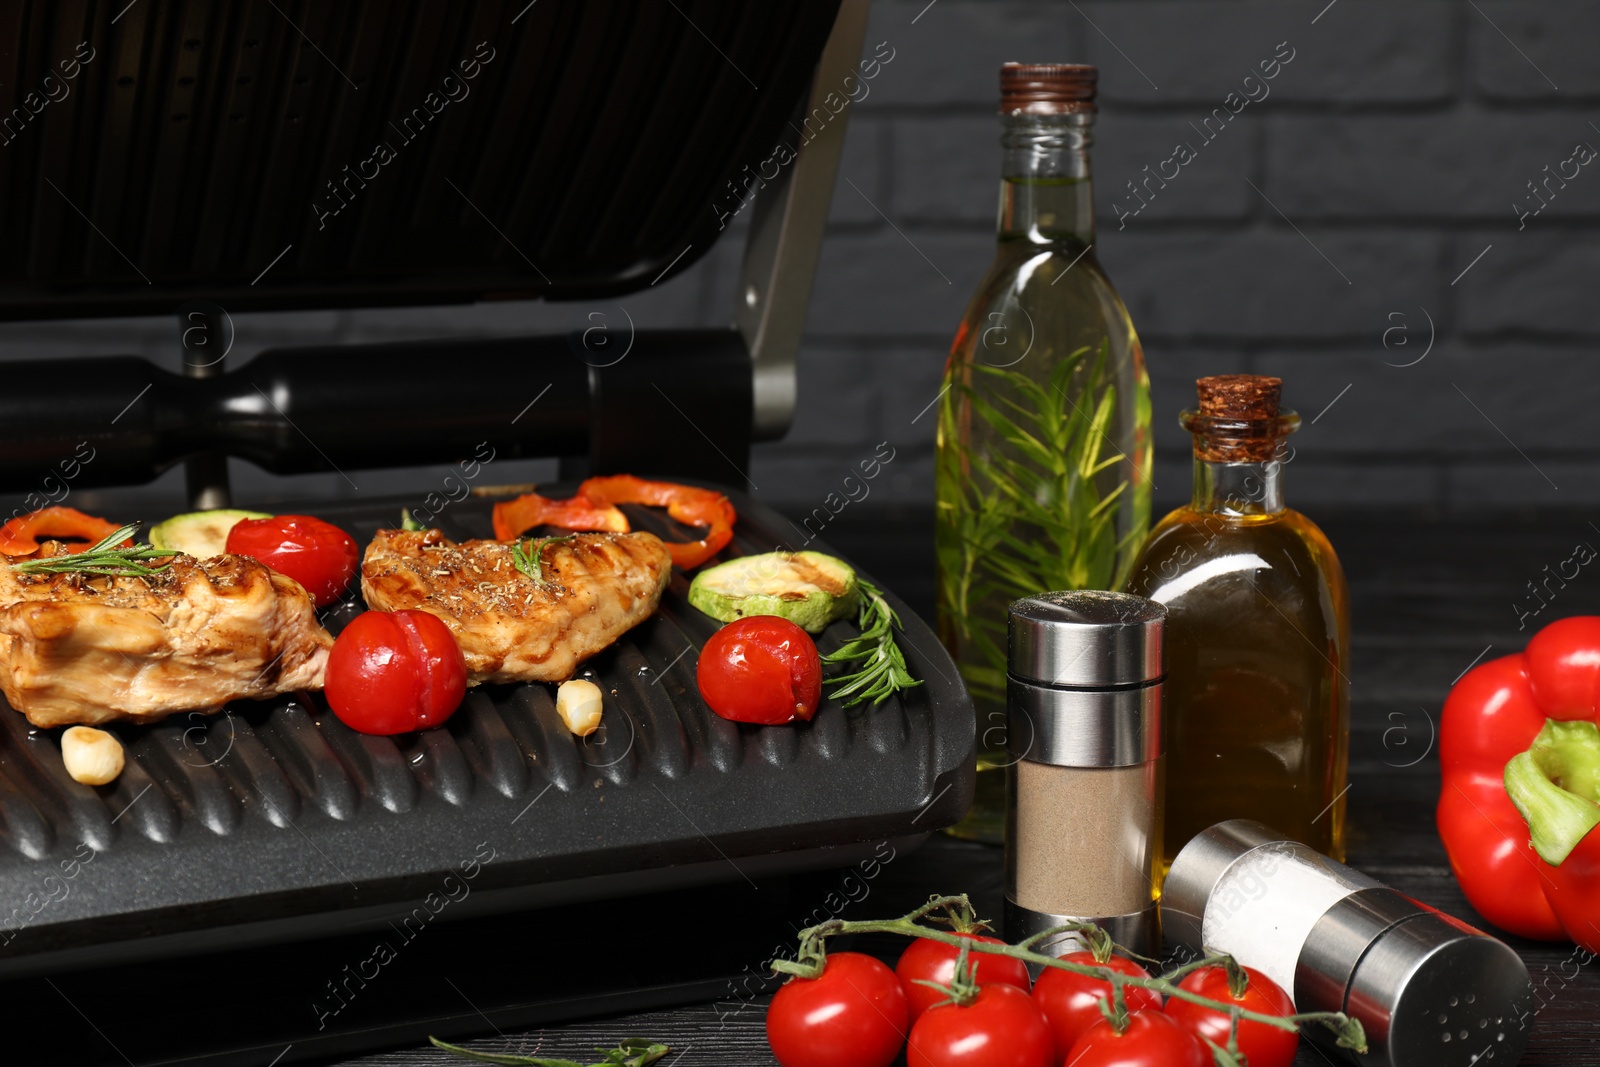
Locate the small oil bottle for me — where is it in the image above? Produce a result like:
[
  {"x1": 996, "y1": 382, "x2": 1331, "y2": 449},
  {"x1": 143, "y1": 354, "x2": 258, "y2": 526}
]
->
[{"x1": 1125, "y1": 376, "x2": 1349, "y2": 870}]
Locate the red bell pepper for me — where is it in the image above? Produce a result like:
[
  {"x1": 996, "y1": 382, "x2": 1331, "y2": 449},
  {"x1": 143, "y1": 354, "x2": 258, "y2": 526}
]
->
[
  {"x1": 1438, "y1": 615, "x2": 1600, "y2": 950},
  {"x1": 1504, "y1": 717, "x2": 1600, "y2": 954},
  {"x1": 1547, "y1": 817, "x2": 1600, "y2": 955}
]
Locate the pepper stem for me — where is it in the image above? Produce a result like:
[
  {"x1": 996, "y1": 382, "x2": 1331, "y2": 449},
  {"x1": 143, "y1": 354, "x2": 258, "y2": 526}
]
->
[{"x1": 1505, "y1": 720, "x2": 1600, "y2": 865}]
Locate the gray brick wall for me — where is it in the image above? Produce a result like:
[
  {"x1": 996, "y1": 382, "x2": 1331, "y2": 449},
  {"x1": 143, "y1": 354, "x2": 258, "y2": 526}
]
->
[
  {"x1": 3, "y1": 0, "x2": 1597, "y2": 521},
  {"x1": 762, "y1": 0, "x2": 1600, "y2": 515}
]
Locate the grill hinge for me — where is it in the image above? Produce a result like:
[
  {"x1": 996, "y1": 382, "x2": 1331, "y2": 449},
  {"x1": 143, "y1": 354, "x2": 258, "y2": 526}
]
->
[{"x1": 736, "y1": 0, "x2": 870, "y2": 442}]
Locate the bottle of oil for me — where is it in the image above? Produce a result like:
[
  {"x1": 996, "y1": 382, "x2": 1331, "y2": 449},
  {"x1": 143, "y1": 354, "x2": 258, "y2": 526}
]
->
[
  {"x1": 1125, "y1": 375, "x2": 1348, "y2": 869},
  {"x1": 934, "y1": 64, "x2": 1152, "y2": 843}
]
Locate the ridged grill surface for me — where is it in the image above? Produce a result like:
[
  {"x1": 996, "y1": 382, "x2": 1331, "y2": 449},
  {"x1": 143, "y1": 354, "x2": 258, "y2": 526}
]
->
[
  {"x1": 0, "y1": 490, "x2": 973, "y2": 968},
  {"x1": 0, "y1": 0, "x2": 842, "y2": 317}
]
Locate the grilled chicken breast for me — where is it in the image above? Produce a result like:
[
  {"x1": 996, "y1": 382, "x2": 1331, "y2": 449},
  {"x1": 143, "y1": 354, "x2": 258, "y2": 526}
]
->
[
  {"x1": 0, "y1": 552, "x2": 333, "y2": 727},
  {"x1": 361, "y1": 529, "x2": 671, "y2": 684}
]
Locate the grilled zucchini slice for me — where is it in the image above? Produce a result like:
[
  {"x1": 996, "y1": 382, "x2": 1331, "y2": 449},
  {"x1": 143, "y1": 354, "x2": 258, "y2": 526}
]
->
[
  {"x1": 148, "y1": 509, "x2": 271, "y2": 558},
  {"x1": 688, "y1": 551, "x2": 860, "y2": 634}
]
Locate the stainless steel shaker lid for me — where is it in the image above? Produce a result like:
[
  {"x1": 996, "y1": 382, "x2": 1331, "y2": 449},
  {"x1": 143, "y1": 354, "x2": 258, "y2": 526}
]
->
[
  {"x1": 1340, "y1": 911, "x2": 1533, "y2": 1067},
  {"x1": 1007, "y1": 590, "x2": 1165, "y2": 687},
  {"x1": 1295, "y1": 888, "x2": 1429, "y2": 1014}
]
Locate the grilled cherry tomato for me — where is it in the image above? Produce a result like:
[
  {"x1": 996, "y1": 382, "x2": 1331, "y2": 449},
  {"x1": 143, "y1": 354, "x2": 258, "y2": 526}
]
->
[
  {"x1": 766, "y1": 952, "x2": 907, "y2": 1067},
  {"x1": 225, "y1": 514, "x2": 358, "y2": 607},
  {"x1": 325, "y1": 610, "x2": 467, "y2": 735},
  {"x1": 1032, "y1": 952, "x2": 1162, "y2": 1058},
  {"x1": 896, "y1": 933, "x2": 1031, "y2": 1023},
  {"x1": 697, "y1": 616, "x2": 821, "y2": 724},
  {"x1": 0, "y1": 506, "x2": 125, "y2": 557},
  {"x1": 1164, "y1": 965, "x2": 1298, "y2": 1067},
  {"x1": 907, "y1": 982, "x2": 1054, "y2": 1067},
  {"x1": 1068, "y1": 1009, "x2": 1211, "y2": 1067}
]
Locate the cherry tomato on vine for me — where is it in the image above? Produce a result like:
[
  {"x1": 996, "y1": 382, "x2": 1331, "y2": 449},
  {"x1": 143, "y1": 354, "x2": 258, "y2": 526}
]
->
[
  {"x1": 225, "y1": 514, "x2": 358, "y2": 607},
  {"x1": 697, "y1": 616, "x2": 822, "y2": 724},
  {"x1": 1164, "y1": 965, "x2": 1299, "y2": 1067},
  {"x1": 1067, "y1": 1009, "x2": 1211, "y2": 1067},
  {"x1": 896, "y1": 932, "x2": 1030, "y2": 1022},
  {"x1": 906, "y1": 982, "x2": 1053, "y2": 1067},
  {"x1": 1032, "y1": 951, "x2": 1162, "y2": 1058},
  {"x1": 325, "y1": 610, "x2": 467, "y2": 735},
  {"x1": 766, "y1": 952, "x2": 907, "y2": 1067}
]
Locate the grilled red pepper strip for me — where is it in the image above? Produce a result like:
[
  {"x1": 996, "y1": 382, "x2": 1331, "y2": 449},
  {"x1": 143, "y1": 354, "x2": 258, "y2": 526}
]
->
[
  {"x1": 0, "y1": 506, "x2": 126, "y2": 557},
  {"x1": 491, "y1": 491, "x2": 628, "y2": 541},
  {"x1": 1438, "y1": 615, "x2": 1600, "y2": 944},
  {"x1": 578, "y1": 475, "x2": 735, "y2": 570}
]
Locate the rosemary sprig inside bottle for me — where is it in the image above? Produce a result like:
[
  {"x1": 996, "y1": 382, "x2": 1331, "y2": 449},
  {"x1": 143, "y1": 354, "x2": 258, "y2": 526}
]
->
[
  {"x1": 11, "y1": 523, "x2": 179, "y2": 578},
  {"x1": 511, "y1": 534, "x2": 575, "y2": 587},
  {"x1": 824, "y1": 579, "x2": 923, "y2": 708}
]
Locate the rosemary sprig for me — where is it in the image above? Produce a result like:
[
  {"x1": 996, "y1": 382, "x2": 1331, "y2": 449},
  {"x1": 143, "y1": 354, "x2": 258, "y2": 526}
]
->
[
  {"x1": 429, "y1": 1036, "x2": 669, "y2": 1067},
  {"x1": 823, "y1": 578, "x2": 922, "y2": 708},
  {"x1": 511, "y1": 534, "x2": 575, "y2": 587},
  {"x1": 934, "y1": 342, "x2": 1150, "y2": 709},
  {"x1": 10, "y1": 523, "x2": 178, "y2": 578}
]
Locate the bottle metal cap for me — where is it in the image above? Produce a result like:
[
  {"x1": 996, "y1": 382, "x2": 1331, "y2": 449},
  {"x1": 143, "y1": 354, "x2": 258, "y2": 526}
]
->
[{"x1": 1007, "y1": 590, "x2": 1165, "y2": 688}]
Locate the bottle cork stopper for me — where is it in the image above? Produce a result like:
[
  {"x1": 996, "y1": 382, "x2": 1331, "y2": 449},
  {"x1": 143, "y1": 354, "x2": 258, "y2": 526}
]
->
[
  {"x1": 1193, "y1": 375, "x2": 1284, "y2": 462},
  {"x1": 1196, "y1": 375, "x2": 1281, "y2": 420},
  {"x1": 1000, "y1": 63, "x2": 1097, "y2": 115}
]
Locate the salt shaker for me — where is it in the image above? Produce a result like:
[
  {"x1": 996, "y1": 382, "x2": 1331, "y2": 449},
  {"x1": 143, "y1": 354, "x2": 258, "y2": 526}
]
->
[
  {"x1": 1163, "y1": 820, "x2": 1535, "y2": 1067},
  {"x1": 1003, "y1": 590, "x2": 1165, "y2": 959}
]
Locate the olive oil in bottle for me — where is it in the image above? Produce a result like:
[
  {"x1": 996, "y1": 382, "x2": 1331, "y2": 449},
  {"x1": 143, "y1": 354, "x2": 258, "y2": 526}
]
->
[
  {"x1": 934, "y1": 64, "x2": 1152, "y2": 843},
  {"x1": 1125, "y1": 376, "x2": 1349, "y2": 869}
]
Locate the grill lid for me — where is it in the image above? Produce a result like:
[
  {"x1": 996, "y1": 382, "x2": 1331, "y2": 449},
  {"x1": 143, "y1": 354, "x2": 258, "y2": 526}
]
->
[{"x1": 0, "y1": 0, "x2": 843, "y2": 319}]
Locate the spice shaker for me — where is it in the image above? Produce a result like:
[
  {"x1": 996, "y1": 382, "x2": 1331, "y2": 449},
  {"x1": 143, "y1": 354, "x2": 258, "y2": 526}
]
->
[
  {"x1": 1163, "y1": 820, "x2": 1535, "y2": 1067},
  {"x1": 1003, "y1": 590, "x2": 1165, "y2": 960}
]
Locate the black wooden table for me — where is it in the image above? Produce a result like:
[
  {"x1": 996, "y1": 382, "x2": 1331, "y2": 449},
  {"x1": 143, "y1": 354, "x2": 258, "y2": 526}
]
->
[{"x1": 332, "y1": 507, "x2": 1600, "y2": 1067}]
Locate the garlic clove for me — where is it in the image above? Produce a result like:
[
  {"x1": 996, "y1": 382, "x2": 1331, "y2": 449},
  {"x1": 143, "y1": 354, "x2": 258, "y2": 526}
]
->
[
  {"x1": 61, "y1": 725, "x2": 125, "y2": 786},
  {"x1": 555, "y1": 679, "x2": 604, "y2": 737}
]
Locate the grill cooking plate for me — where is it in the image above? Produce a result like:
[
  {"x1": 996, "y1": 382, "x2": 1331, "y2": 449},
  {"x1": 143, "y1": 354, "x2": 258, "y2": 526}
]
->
[{"x1": 0, "y1": 488, "x2": 974, "y2": 977}]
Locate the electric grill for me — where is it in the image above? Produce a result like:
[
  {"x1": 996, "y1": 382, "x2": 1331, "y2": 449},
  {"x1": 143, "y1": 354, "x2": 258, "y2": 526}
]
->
[{"x1": 0, "y1": 1, "x2": 974, "y2": 1063}]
